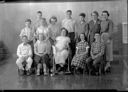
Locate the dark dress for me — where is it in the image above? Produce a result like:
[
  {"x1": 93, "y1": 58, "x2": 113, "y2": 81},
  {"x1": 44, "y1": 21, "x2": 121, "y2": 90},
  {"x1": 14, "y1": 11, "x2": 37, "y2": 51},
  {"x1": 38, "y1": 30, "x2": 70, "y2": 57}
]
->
[{"x1": 71, "y1": 41, "x2": 89, "y2": 69}]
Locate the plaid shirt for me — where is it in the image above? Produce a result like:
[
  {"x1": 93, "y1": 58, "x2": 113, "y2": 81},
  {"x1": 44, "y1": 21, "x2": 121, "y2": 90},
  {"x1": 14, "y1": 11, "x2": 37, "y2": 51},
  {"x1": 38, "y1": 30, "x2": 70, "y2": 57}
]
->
[{"x1": 91, "y1": 40, "x2": 105, "y2": 56}]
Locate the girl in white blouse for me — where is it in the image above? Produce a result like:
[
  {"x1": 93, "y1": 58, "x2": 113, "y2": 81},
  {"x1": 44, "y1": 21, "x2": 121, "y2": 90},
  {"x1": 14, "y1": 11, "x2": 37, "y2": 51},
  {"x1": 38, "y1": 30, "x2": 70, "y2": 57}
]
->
[{"x1": 36, "y1": 18, "x2": 49, "y2": 41}]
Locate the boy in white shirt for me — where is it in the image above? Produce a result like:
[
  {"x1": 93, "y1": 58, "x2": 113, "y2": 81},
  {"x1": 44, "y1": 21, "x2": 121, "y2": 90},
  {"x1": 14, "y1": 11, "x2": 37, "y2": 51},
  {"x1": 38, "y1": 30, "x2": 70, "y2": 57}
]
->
[{"x1": 16, "y1": 35, "x2": 33, "y2": 75}]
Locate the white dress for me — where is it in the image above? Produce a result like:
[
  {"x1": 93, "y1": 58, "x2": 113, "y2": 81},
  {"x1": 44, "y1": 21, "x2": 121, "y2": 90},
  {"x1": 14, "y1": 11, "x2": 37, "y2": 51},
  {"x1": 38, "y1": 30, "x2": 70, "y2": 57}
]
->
[{"x1": 54, "y1": 36, "x2": 70, "y2": 65}]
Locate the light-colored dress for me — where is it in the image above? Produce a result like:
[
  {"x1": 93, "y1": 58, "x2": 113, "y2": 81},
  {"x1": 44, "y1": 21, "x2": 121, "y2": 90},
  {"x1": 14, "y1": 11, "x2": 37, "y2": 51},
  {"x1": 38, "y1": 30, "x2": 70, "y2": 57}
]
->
[
  {"x1": 101, "y1": 19, "x2": 113, "y2": 62},
  {"x1": 53, "y1": 36, "x2": 70, "y2": 65}
]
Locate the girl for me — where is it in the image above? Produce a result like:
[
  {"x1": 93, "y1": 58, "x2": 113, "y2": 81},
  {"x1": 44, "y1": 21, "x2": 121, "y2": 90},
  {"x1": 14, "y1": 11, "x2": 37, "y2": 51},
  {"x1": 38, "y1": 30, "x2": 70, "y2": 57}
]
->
[
  {"x1": 71, "y1": 33, "x2": 89, "y2": 73},
  {"x1": 53, "y1": 28, "x2": 70, "y2": 73}
]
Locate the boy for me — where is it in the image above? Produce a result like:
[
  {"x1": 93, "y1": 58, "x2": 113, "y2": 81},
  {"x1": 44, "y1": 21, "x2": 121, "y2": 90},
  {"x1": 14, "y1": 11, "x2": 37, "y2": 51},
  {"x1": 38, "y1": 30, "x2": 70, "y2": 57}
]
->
[
  {"x1": 34, "y1": 34, "x2": 51, "y2": 76},
  {"x1": 16, "y1": 35, "x2": 33, "y2": 75}
]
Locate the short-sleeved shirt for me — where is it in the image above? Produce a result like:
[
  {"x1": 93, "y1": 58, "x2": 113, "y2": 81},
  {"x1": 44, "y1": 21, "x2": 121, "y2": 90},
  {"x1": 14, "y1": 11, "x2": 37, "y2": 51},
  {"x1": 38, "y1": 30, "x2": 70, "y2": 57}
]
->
[
  {"x1": 62, "y1": 18, "x2": 76, "y2": 33},
  {"x1": 76, "y1": 41, "x2": 89, "y2": 54},
  {"x1": 20, "y1": 27, "x2": 34, "y2": 41},
  {"x1": 91, "y1": 40, "x2": 105, "y2": 56}
]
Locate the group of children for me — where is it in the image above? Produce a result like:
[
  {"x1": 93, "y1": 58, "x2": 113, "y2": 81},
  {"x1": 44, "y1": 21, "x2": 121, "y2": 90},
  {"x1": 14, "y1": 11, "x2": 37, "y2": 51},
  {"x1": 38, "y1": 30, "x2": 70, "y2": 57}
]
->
[{"x1": 16, "y1": 9, "x2": 113, "y2": 76}]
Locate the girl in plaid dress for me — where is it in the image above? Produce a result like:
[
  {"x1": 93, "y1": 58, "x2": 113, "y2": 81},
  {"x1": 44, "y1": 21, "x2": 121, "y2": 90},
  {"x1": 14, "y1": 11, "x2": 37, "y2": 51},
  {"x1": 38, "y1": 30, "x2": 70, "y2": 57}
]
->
[{"x1": 71, "y1": 33, "x2": 89, "y2": 71}]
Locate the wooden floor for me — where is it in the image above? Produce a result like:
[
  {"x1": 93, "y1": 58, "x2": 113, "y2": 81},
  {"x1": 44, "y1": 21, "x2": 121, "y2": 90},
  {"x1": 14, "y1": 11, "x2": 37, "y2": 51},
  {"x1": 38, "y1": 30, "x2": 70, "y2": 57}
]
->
[{"x1": 0, "y1": 55, "x2": 127, "y2": 90}]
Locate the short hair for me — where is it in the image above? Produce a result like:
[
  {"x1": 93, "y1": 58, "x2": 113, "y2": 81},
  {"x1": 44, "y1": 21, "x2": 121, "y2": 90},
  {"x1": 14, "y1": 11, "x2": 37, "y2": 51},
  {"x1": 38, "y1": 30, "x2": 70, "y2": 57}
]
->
[
  {"x1": 40, "y1": 18, "x2": 46, "y2": 21},
  {"x1": 79, "y1": 13, "x2": 86, "y2": 18},
  {"x1": 94, "y1": 33, "x2": 100, "y2": 37},
  {"x1": 49, "y1": 16, "x2": 57, "y2": 23},
  {"x1": 102, "y1": 10, "x2": 109, "y2": 16},
  {"x1": 61, "y1": 27, "x2": 68, "y2": 36},
  {"x1": 37, "y1": 11, "x2": 42, "y2": 14},
  {"x1": 66, "y1": 10, "x2": 72, "y2": 14},
  {"x1": 91, "y1": 11, "x2": 99, "y2": 16},
  {"x1": 21, "y1": 35, "x2": 28, "y2": 39},
  {"x1": 25, "y1": 19, "x2": 31, "y2": 23}
]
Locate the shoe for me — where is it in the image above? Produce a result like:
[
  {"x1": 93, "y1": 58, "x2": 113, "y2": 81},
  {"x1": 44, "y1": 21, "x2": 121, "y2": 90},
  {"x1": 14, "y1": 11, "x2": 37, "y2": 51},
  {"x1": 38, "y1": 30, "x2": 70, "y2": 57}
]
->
[
  {"x1": 36, "y1": 70, "x2": 40, "y2": 76},
  {"x1": 19, "y1": 69, "x2": 24, "y2": 75},
  {"x1": 26, "y1": 69, "x2": 31, "y2": 76},
  {"x1": 50, "y1": 73, "x2": 55, "y2": 76},
  {"x1": 44, "y1": 72, "x2": 48, "y2": 76}
]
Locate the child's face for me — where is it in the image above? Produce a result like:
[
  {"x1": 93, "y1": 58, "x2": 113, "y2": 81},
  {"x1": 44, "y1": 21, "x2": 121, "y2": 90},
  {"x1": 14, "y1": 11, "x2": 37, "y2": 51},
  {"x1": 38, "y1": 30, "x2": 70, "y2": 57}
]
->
[
  {"x1": 80, "y1": 34, "x2": 85, "y2": 41},
  {"x1": 94, "y1": 34, "x2": 100, "y2": 41},
  {"x1": 61, "y1": 29, "x2": 67, "y2": 36},
  {"x1": 66, "y1": 12, "x2": 72, "y2": 19},
  {"x1": 101, "y1": 13, "x2": 108, "y2": 20},
  {"x1": 40, "y1": 19, "x2": 47, "y2": 26},
  {"x1": 22, "y1": 36, "x2": 28, "y2": 44},
  {"x1": 51, "y1": 18, "x2": 56, "y2": 25},
  {"x1": 37, "y1": 13, "x2": 42, "y2": 19},
  {"x1": 92, "y1": 13, "x2": 98, "y2": 21},
  {"x1": 25, "y1": 21, "x2": 31, "y2": 27},
  {"x1": 79, "y1": 16, "x2": 85, "y2": 21},
  {"x1": 38, "y1": 34, "x2": 44, "y2": 41}
]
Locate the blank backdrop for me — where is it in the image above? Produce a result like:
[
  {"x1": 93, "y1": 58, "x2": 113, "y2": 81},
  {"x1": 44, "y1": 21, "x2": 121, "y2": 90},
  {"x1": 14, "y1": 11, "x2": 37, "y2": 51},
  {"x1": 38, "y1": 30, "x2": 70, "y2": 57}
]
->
[{"x1": 0, "y1": 0, "x2": 127, "y2": 56}]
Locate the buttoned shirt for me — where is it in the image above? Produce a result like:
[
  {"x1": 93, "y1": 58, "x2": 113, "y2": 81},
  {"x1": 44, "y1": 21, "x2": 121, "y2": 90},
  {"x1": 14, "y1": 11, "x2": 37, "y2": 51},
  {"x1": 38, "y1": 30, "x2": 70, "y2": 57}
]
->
[
  {"x1": 20, "y1": 27, "x2": 34, "y2": 41},
  {"x1": 91, "y1": 40, "x2": 105, "y2": 56},
  {"x1": 17, "y1": 43, "x2": 32, "y2": 57},
  {"x1": 62, "y1": 18, "x2": 76, "y2": 33}
]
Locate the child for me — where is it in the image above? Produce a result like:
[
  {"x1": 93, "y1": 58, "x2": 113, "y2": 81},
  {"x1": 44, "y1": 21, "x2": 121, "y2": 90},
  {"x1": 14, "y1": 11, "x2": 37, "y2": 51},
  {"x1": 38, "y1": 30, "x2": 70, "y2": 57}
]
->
[
  {"x1": 34, "y1": 34, "x2": 51, "y2": 76},
  {"x1": 19, "y1": 19, "x2": 34, "y2": 43},
  {"x1": 16, "y1": 35, "x2": 33, "y2": 76},
  {"x1": 19, "y1": 19, "x2": 34, "y2": 56},
  {"x1": 54, "y1": 28, "x2": 70, "y2": 73}
]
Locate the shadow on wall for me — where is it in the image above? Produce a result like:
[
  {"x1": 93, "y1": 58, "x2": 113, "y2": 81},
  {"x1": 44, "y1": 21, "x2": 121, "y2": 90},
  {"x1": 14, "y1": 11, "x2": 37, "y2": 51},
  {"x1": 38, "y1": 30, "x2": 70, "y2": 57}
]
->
[{"x1": 0, "y1": 40, "x2": 11, "y2": 63}]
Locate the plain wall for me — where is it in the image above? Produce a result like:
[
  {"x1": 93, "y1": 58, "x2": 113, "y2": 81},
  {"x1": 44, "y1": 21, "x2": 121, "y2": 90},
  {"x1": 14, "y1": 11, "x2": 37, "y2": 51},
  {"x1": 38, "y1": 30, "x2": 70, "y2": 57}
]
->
[{"x1": 0, "y1": 0, "x2": 127, "y2": 56}]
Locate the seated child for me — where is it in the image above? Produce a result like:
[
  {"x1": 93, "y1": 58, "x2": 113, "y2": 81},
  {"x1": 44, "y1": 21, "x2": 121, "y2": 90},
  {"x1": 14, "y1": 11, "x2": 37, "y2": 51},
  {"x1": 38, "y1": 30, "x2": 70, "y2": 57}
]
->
[
  {"x1": 53, "y1": 28, "x2": 70, "y2": 73},
  {"x1": 16, "y1": 35, "x2": 33, "y2": 75},
  {"x1": 71, "y1": 33, "x2": 89, "y2": 74},
  {"x1": 86, "y1": 33, "x2": 105, "y2": 75},
  {"x1": 34, "y1": 33, "x2": 51, "y2": 76}
]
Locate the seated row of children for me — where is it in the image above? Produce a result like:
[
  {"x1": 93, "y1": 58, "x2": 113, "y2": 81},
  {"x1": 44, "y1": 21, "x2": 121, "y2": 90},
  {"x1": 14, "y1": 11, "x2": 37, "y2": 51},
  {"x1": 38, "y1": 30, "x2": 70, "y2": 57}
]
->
[{"x1": 16, "y1": 26, "x2": 106, "y2": 76}]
